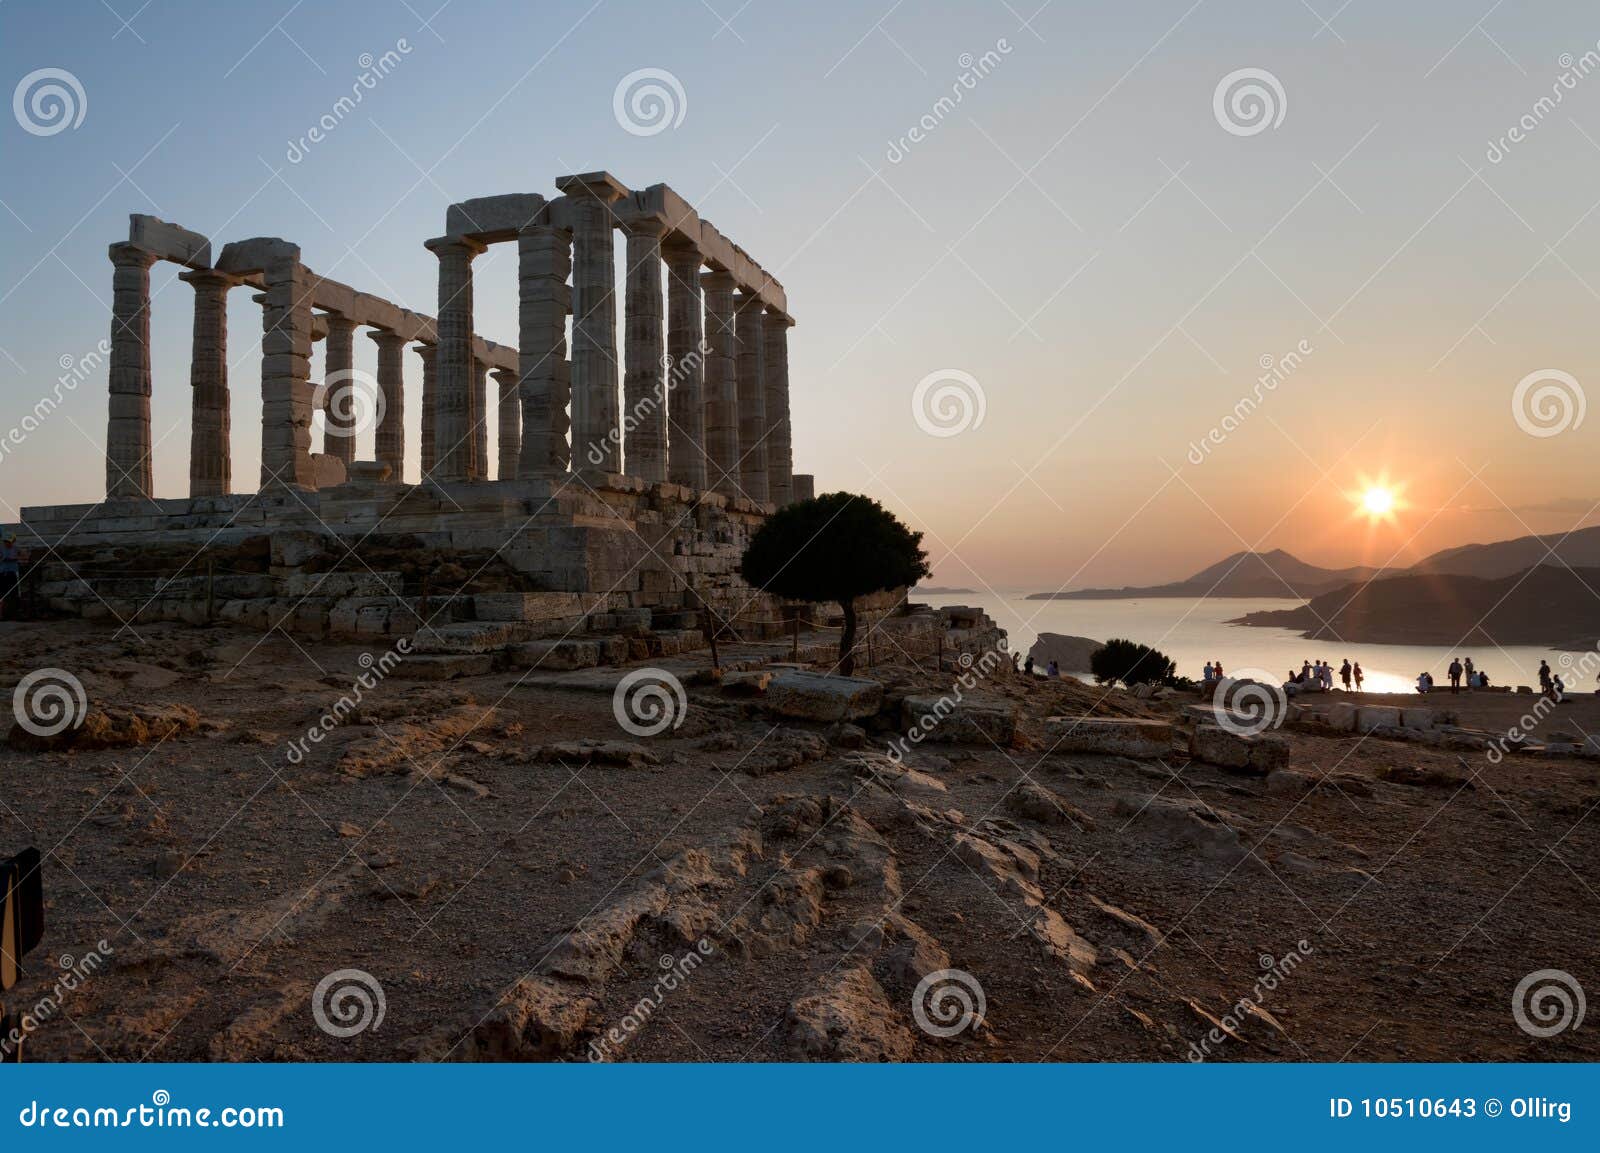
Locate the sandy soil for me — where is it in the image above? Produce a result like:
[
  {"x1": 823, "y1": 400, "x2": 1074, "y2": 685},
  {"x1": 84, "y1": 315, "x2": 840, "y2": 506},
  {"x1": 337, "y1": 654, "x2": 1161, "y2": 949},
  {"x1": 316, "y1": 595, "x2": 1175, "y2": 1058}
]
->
[{"x1": 2, "y1": 618, "x2": 1596, "y2": 1062}]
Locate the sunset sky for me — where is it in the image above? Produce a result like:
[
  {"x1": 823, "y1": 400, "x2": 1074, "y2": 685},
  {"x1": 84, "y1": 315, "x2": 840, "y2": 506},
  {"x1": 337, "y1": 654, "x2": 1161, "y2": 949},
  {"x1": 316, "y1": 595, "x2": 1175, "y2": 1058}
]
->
[{"x1": 3, "y1": 0, "x2": 1598, "y2": 590}]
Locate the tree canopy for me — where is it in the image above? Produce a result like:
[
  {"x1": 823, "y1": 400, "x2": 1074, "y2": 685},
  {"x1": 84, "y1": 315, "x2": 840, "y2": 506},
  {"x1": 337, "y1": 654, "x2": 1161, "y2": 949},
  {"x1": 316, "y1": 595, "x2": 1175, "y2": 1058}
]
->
[{"x1": 1089, "y1": 638, "x2": 1176, "y2": 687}]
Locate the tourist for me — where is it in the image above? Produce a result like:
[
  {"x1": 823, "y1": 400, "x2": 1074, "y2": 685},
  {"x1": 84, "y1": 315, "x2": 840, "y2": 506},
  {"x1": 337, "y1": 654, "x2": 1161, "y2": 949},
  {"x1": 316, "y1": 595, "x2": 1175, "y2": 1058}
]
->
[
  {"x1": 1321, "y1": 660, "x2": 1334, "y2": 690},
  {"x1": 1214, "y1": 660, "x2": 1225, "y2": 678},
  {"x1": 1552, "y1": 673, "x2": 1566, "y2": 701},
  {"x1": 1539, "y1": 660, "x2": 1553, "y2": 695},
  {"x1": 1464, "y1": 656, "x2": 1476, "y2": 688},
  {"x1": 1024, "y1": 655, "x2": 1035, "y2": 677},
  {"x1": 1353, "y1": 661, "x2": 1364, "y2": 692},
  {"x1": 1046, "y1": 659, "x2": 1060, "y2": 679},
  {"x1": 1448, "y1": 657, "x2": 1462, "y2": 694},
  {"x1": 1416, "y1": 671, "x2": 1433, "y2": 694},
  {"x1": 1301, "y1": 659, "x2": 1312, "y2": 683},
  {"x1": 1339, "y1": 659, "x2": 1352, "y2": 690},
  {"x1": 0, "y1": 532, "x2": 19, "y2": 621},
  {"x1": 1203, "y1": 661, "x2": 1216, "y2": 685}
]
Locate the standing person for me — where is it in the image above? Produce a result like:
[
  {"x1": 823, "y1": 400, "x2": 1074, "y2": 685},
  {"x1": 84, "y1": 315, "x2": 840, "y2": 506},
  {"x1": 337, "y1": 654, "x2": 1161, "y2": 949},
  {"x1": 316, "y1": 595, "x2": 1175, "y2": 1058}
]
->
[
  {"x1": 1448, "y1": 657, "x2": 1463, "y2": 694},
  {"x1": 1301, "y1": 659, "x2": 1312, "y2": 684},
  {"x1": 1024, "y1": 655, "x2": 1035, "y2": 678},
  {"x1": 1539, "y1": 659, "x2": 1553, "y2": 696},
  {"x1": 1046, "y1": 659, "x2": 1060, "y2": 679},
  {"x1": 1339, "y1": 659, "x2": 1352, "y2": 690},
  {"x1": 0, "y1": 533, "x2": 20, "y2": 621},
  {"x1": 1322, "y1": 660, "x2": 1334, "y2": 690},
  {"x1": 1353, "y1": 661, "x2": 1364, "y2": 692},
  {"x1": 1463, "y1": 657, "x2": 1475, "y2": 691},
  {"x1": 1202, "y1": 661, "x2": 1215, "y2": 685}
]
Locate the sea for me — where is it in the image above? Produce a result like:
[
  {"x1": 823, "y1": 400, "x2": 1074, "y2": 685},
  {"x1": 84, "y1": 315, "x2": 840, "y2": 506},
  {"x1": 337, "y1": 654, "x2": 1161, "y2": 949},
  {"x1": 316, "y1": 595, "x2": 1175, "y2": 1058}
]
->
[{"x1": 916, "y1": 591, "x2": 1590, "y2": 696}]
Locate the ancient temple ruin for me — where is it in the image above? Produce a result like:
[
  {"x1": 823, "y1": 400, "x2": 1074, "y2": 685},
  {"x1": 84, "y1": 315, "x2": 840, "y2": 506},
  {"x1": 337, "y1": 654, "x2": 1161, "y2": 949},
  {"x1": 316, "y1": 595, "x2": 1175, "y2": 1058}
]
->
[{"x1": 17, "y1": 173, "x2": 833, "y2": 657}]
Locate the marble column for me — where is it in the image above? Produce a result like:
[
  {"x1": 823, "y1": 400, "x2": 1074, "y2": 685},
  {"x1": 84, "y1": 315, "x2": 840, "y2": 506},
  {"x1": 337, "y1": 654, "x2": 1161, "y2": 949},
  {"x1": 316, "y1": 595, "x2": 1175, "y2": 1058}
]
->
[
  {"x1": 792, "y1": 473, "x2": 815, "y2": 502},
  {"x1": 701, "y1": 269, "x2": 739, "y2": 499},
  {"x1": 664, "y1": 242, "x2": 706, "y2": 491},
  {"x1": 562, "y1": 177, "x2": 625, "y2": 477},
  {"x1": 321, "y1": 312, "x2": 357, "y2": 467},
  {"x1": 180, "y1": 268, "x2": 236, "y2": 497},
  {"x1": 516, "y1": 225, "x2": 572, "y2": 476},
  {"x1": 259, "y1": 255, "x2": 316, "y2": 490},
  {"x1": 494, "y1": 367, "x2": 520, "y2": 479},
  {"x1": 106, "y1": 243, "x2": 157, "y2": 499},
  {"x1": 734, "y1": 292, "x2": 769, "y2": 504},
  {"x1": 763, "y1": 311, "x2": 794, "y2": 507},
  {"x1": 369, "y1": 329, "x2": 407, "y2": 480},
  {"x1": 425, "y1": 236, "x2": 485, "y2": 482},
  {"x1": 620, "y1": 221, "x2": 668, "y2": 483},
  {"x1": 415, "y1": 343, "x2": 437, "y2": 477},
  {"x1": 471, "y1": 356, "x2": 489, "y2": 480}
]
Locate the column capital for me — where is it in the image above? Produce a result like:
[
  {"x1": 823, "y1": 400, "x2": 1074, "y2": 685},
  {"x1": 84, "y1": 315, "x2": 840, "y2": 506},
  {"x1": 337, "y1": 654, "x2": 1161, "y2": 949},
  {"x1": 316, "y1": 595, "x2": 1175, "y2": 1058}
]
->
[
  {"x1": 622, "y1": 215, "x2": 670, "y2": 239},
  {"x1": 108, "y1": 242, "x2": 158, "y2": 268},
  {"x1": 178, "y1": 267, "x2": 243, "y2": 290},
  {"x1": 324, "y1": 311, "x2": 358, "y2": 334},
  {"x1": 734, "y1": 288, "x2": 765, "y2": 312},
  {"x1": 413, "y1": 342, "x2": 436, "y2": 361},
  {"x1": 367, "y1": 328, "x2": 407, "y2": 348},
  {"x1": 763, "y1": 308, "x2": 795, "y2": 328},
  {"x1": 701, "y1": 268, "x2": 736, "y2": 289},
  {"x1": 424, "y1": 235, "x2": 488, "y2": 259},
  {"x1": 555, "y1": 170, "x2": 628, "y2": 202}
]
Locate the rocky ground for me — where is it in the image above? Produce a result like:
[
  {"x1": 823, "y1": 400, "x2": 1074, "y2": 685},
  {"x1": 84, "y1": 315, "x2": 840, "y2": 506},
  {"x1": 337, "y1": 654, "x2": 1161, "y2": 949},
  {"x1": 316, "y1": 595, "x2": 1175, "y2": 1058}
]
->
[{"x1": 2, "y1": 617, "x2": 1597, "y2": 1062}]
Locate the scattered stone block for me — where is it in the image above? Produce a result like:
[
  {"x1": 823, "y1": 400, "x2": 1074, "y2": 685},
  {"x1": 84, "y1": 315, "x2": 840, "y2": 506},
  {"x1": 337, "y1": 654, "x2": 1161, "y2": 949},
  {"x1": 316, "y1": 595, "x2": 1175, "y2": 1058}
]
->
[
  {"x1": 507, "y1": 639, "x2": 601, "y2": 671},
  {"x1": 720, "y1": 670, "x2": 772, "y2": 696},
  {"x1": 901, "y1": 694, "x2": 1016, "y2": 745},
  {"x1": 765, "y1": 672, "x2": 884, "y2": 722},
  {"x1": 1399, "y1": 708, "x2": 1436, "y2": 731},
  {"x1": 1356, "y1": 705, "x2": 1402, "y2": 733},
  {"x1": 1045, "y1": 717, "x2": 1173, "y2": 759},
  {"x1": 412, "y1": 622, "x2": 528, "y2": 654},
  {"x1": 395, "y1": 654, "x2": 495, "y2": 681}
]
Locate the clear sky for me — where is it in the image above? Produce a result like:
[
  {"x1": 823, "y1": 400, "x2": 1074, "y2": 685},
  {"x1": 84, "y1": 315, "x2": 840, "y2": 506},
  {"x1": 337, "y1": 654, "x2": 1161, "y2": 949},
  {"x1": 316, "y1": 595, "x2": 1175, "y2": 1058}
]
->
[{"x1": 3, "y1": 0, "x2": 1598, "y2": 590}]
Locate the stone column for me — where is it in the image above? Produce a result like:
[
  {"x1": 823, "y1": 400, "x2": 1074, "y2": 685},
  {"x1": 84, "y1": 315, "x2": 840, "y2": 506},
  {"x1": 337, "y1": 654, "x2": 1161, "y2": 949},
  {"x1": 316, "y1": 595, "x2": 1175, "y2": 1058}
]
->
[
  {"x1": 106, "y1": 243, "x2": 157, "y2": 500},
  {"x1": 180, "y1": 268, "x2": 237, "y2": 497},
  {"x1": 763, "y1": 311, "x2": 794, "y2": 506},
  {"x1": 415, "y1": 343, "x2": 437, "y2": 477},
  {"x1": 664, "y1": 242, "x2": 706, "y2": 491},
  {"x1": 471, "y1": 356, "x2": 489, "y2": 480},
  {"x1": 792, "y1": 473, "x2": 815, "y2": 502},
  {"x1": 734, "y1": 292, "x2": 769, "y2": 504},
  {"x1": 516, "y1": 225, "x2": 572, "y2": 476},
  {"x1": 369, "y1": 329, "x2": 407, "y2": 480},
  {"x1": 321, "y1": 312, "x2": 357, "y2": 467},
  {"x1": 560, "y1": 176, "x2": 625, "y2": 477},
  {"x1": 494, "y1": 366, "x2": 520, "y2": 479},
  {"x1": 701, "y1": 269, "x2": 739, "y2": 498},
  {"x1": 622, "y1": 220, "x2": 667, "y2": 483},
  {"x1": 424, "y1": 236, "x2": 485, "y2": 482},
  {"x1": 260, "y1": 254, "x2": 316, "y2": 490}
]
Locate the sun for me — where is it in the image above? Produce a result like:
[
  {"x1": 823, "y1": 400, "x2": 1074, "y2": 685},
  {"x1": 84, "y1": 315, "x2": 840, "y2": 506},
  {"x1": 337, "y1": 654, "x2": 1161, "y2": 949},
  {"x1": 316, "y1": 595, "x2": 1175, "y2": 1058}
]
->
[{"x1": 1361, "y1": 487, "x2": 1395, "y2": 517}]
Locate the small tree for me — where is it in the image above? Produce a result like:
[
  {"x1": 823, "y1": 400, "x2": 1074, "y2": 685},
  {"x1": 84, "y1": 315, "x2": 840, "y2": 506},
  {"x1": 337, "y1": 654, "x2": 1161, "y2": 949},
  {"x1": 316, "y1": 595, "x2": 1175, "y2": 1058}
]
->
[
  {"x1": 741, "y1": 492, "x2": 930, "y2": 676},
  {"x1": 1089, "y1": 638, "x2": 1175, "y2": 687}
]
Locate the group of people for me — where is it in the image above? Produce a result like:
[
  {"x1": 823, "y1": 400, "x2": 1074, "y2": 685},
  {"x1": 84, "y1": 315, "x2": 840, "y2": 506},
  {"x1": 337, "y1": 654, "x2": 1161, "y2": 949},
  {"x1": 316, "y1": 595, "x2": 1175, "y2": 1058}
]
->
[
  {"x1": 1022, "y1": 655, "x2": 1062, "y2": 679},
  {"x1": 1288, "y1": 658, "x2": 1361, "y2": 693},
  {"x1": 1424, "y1": 656, "x2": 1494, "y2": 694}
]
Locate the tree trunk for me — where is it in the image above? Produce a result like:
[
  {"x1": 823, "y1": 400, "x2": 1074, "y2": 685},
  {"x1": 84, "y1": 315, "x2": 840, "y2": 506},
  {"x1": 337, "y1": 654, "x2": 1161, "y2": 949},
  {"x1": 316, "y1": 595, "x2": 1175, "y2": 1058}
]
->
[{"x1": 838, "y1": 598, "x2": 857, "y2": 677}]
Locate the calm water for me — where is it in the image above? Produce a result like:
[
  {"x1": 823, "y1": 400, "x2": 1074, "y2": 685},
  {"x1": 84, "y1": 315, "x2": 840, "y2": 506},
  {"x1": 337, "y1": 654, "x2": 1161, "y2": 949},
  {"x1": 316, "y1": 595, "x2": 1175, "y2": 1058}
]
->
[{"x1": 919, "y1": 591, "x2": 1581, "y2": 696}]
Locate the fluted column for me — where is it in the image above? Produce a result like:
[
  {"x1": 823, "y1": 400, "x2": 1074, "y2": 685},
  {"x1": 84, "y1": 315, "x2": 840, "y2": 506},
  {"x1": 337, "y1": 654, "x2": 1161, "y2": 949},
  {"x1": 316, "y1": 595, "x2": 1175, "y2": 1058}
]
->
[
  {"x1": 622, "y1": 220, "x2": 667, "y2": 482},
  {"x1": 664, "y1": 242, "x2": 706, "y2": 491},
  {"x1": 260, "y1": 254, "x2": 316, "y2": 490},
  {"x1": 792, "y1": 474, "x2": 815, "y2": 502},
  {"x1": 701, "y1": 269, "x2": 739, "y2": 498},
  {"x1": 563, "y1": 178, "x2": 624, "y2": 477},
  {"x1": 516, "y1": 225, "x2": 572, "y2": 476},
  {"x1": 180, "y1": 268, "x2": 237, "y2": 497},
  {"x1": 321, "y1": 313, "x2": 357, "y2": 467},
  {"x1": 369, "y1": 329, "x2": 407, "y2": 480},
  {"x1": 763, "y1": 311, "x2": 794, "y2": 506},
  {"x1": 471, "y1": 356, "x2": 489, "y2": 480},
  {"x1": 415, "y1": 343, "x2": 437, "y2": 477},
  {"x1": 106, "y1": 243, "x2": 157, "y2": 499},
  {"x1": 494, "y1": 366, "x2": 520, "y2": 479},
  {"x1": 424, "y1": 236, "x2": 484, "y2": 482},
  {"x1": 734, "y1": 291, "x2": 769, "y2": 504}
]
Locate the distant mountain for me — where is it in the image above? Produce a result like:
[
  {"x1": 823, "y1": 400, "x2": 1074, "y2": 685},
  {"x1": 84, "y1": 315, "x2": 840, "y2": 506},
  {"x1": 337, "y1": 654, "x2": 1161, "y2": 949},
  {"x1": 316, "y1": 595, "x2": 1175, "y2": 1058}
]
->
[
  {"x1": 913, "y1": 586, "x2": 977, "y2": 594},
  {"x1": 1229, "y1": 565, "x2": 1600, "y2": 647},
  {"x1": 1029, "y1": 549, "x2": 1386, "y2": 601},
  {"x1": 1407, "y1": 524, "x2": 1600, "y2": 580}
]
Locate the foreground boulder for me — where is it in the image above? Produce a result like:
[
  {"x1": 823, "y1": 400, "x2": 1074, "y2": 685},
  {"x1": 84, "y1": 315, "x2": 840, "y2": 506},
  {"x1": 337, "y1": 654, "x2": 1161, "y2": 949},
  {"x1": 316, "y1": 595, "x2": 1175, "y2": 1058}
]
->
[
  {"x1": 7, "y1": 704, "x2": 200, "y2": 751},
  {"x1": 764, "y1": 672, "x2": 884, "y2": 722},
  {"x1": 786, "y1": 967, "x2": 914, "y2": 1061},
  {"x1": 1187, "y1": 725, "x2": 1289, "y2": 774},
  {"x1": 901, "y1": 694, "x2": 1017, "y2": 744},
  {"x1": 1045, "y1": 716, "x2": 1173, "y2": 758}
]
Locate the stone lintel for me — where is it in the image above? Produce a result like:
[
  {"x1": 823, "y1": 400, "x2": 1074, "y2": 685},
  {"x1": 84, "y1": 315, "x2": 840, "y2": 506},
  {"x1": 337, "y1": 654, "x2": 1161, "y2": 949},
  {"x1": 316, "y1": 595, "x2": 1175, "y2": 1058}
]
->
[
  {"x1": 446, "y1": 193, "x2": 548, "y2": 241},
  {"x1": 178, "y1": 267, "x2": 243, "y2": 289},
  {"x1": 215, "y1": 237, "x2": 300, "y2": 276},
  {"x1": 128, "y1": 214, "x2": 212, "y2": 269},
  {"x1": 554, "y1": 171, "x2": 629, "y2": 202}
]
